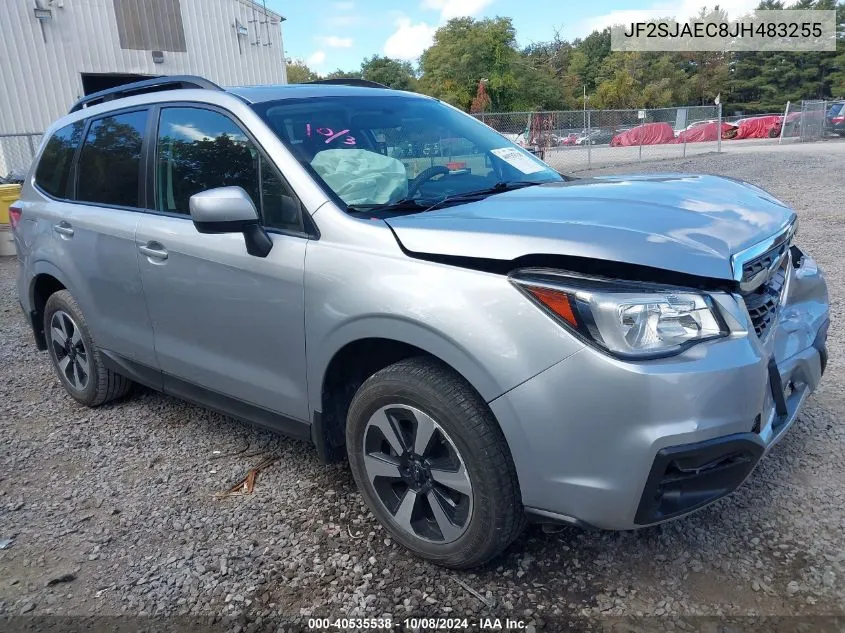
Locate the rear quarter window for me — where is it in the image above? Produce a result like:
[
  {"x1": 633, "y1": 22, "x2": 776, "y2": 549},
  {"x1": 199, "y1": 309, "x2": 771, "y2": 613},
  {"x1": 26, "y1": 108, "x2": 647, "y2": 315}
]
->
[{"x1": 34, "y1": 121, "x2": 84, "y2": 198}]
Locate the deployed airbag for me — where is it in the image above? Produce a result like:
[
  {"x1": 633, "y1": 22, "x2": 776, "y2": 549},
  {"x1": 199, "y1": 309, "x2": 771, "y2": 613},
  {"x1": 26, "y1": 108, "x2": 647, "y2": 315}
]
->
[{"x1": 311, "y1": 149, "x2": 408, "y2": 206}]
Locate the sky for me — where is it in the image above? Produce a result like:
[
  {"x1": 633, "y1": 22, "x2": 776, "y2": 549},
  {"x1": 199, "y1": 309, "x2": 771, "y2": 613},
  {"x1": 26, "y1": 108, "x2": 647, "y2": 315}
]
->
[{"x1": 267, "y1": 0, "x2": 762, "y2": 73}]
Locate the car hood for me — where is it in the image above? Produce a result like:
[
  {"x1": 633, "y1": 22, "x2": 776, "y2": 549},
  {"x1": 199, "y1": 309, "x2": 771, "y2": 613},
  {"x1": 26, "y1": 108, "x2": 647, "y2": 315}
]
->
[{"x1": 384, "y1": 174, "x2": 796, "y2": 281}]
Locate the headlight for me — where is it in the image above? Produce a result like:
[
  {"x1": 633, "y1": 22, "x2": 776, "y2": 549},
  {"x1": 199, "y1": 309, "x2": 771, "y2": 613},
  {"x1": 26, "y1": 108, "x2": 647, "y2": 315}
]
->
[{"x1": 512, "y1": 271, "x2": 729, "y2": 359}]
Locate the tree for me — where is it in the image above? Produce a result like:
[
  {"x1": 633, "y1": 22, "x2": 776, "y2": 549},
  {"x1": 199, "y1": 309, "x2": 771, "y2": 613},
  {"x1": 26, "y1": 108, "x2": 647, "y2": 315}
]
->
[
  {"x1": 287, "y1": 1, "x2": 845, "y2": 114},
  {"x1": 563, "y1": 29, "x2": 612, "y2": 94},
  {"x1": 470, "y1": 80, "x2": 492, "y2": 113},
  {"x1": 419, "y1": 17, "x2": 522, "y2": 111},
  {"x1": 325, "y1": 68, "x2": 362, "y2": 80},
  {"x1": 286, "y1": 60, "x2": 319, "y2": 83},
  {"x1": 360, "y1": 55, "x2": 417, "y2": 90}
]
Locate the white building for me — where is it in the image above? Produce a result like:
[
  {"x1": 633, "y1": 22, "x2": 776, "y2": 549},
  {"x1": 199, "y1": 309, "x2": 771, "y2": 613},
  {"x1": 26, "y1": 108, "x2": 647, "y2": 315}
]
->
[{"x1": 1, "y1": 0, "x2": 288, "y2": 174}]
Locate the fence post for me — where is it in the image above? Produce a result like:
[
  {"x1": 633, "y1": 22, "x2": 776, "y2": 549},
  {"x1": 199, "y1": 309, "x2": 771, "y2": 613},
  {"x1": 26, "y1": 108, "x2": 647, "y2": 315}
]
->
[
  {"x1": 799, "y1": 100, "x2": 806, "y2": 142},
  {"x1": 823, "y1": 100, "x2": 827, "y2": 141},
  {"x1": 637, "y1": 110, "x2": 646, "y2": 161},
  {"x1": 717, "y1": 103, "x2": 722, "y2": 154},
  {"x1": 587, "y1": 110, "x2": 592, "y2": 169},
  {"x1": 779, "y1": 101, "x2": 789, "y2": 145},
  {"x1": 27, "y1": 135, "x2": 36, "y2": 161},
  {"x1": 638, "y1": 110, "x2": 643, "y2": 161}
]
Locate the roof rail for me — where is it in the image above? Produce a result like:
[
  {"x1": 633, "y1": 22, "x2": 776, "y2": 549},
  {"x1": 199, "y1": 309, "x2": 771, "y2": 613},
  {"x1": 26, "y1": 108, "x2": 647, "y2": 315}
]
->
[
  {"x1": 307, "y1": 78, "x2": 388, "y2": 89},
  {"x1": 69, "y1": 75, "x2": 223, "y2": 113}
]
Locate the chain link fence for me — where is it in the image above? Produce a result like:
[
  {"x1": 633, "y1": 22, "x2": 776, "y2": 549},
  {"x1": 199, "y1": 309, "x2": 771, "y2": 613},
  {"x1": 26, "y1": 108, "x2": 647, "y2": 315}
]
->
[
  {"x1": 475, "y1": 100, "x2": 843, "y2": 172},
  {"x1": 475, "y1": 106, "x2": 722, "y2": 172},
  {"x1": 0, "y1": 134, "x2": 42, "y2": 181},
  {"x1": 778, "y1": 100, "x2": 829, "y2": 143}
]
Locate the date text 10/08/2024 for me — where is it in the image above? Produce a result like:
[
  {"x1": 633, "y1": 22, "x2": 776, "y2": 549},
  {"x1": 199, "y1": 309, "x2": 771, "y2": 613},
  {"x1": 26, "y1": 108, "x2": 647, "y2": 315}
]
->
[{"x1": 307, "y1": 617, "x2": 530, "y2": 630}]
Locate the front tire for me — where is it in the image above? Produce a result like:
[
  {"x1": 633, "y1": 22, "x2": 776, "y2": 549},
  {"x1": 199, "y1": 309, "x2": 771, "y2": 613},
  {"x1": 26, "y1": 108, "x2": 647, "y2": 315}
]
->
[
  {"x1": 44, "y1": 290, "x2": 132, "y2": 407},
  {"x1": 346, "y1": 357, "x2": 524, "y2": 568}
]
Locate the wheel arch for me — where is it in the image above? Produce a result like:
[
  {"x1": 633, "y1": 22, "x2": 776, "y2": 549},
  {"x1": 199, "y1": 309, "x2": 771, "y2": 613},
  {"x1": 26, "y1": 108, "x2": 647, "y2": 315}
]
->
[
  {"x1": 28, "y1": 263, "x2": 73, "y2": 350},
  {"x1": 311, "y1": 319, "x2": 505, "y2": 463}
]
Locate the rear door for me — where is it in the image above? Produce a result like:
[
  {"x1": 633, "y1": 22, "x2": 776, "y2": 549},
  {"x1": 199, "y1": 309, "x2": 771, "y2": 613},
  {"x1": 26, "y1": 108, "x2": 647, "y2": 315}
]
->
[
  {"x1": 30, "y1": 109, "x2": 158, "y2": 370},
  {"x1": 135, "y1": 104, "x2": 310, "y2": 421}
]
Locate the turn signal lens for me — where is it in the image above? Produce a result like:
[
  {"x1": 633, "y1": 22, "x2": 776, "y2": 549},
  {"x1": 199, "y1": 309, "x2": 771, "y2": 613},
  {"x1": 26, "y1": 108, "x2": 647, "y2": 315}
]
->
[{"x1": 524, "y1": 286, "x2": 579, "y2": 327}]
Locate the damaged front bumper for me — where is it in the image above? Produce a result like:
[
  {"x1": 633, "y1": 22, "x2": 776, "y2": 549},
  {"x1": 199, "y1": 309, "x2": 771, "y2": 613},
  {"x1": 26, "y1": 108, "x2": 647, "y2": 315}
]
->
[{"x1": 489, "y1": 247, "x2": 829, "y2": 530}]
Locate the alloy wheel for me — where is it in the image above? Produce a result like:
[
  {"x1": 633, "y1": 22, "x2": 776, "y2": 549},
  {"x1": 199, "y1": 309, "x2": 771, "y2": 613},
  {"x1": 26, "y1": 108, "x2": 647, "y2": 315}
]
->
[
  {"x1": 50, "y1": 310, "x2": 90, "y2": 391},
  {"x1": 362, "y1": 404, "x2": 473, "y2": 543}
]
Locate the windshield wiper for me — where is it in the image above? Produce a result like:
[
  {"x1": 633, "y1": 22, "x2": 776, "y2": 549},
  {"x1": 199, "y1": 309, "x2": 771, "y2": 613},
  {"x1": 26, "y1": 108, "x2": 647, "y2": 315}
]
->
[
  {"x1": 347, "y1": 181, "x2": 545, "y2": 215},
  {"x1": 347, "y1": 198, "x2": 431, "y2": 214},
  {"x1": 422, "y1": 181, "x2": 545, "y2": 213}
]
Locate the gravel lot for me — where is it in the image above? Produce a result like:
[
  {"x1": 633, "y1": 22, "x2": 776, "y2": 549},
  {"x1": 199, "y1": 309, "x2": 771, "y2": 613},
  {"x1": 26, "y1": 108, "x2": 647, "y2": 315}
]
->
[{"x1": 1, "y1": 145, "x2": 844, "y2": 631}]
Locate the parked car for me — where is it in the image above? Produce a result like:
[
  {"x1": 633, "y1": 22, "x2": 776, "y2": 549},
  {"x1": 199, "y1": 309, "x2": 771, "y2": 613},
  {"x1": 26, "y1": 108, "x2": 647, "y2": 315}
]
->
[
  {"x1": 827, "y1": 102, "x2": 845, "y2": 136},
  {"x1": 11, "y1": 76, "x2": 829, "y2": 569},
  {"x1": 685, "y1": 119, "x2": 716, "y2": 132},
  {"x1": 575, "y1": 129, "x2": 615, "y2": 146}
]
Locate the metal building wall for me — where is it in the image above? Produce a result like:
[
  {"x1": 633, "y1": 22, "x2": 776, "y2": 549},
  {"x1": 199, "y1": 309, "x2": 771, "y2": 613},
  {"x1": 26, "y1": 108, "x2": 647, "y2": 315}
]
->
[{"x1": 0, "y1": 0, "x2": 287, "y2": 135}]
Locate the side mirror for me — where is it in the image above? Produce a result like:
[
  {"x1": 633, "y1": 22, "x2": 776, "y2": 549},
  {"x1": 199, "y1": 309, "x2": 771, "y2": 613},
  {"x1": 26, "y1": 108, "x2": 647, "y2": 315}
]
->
[{"x1": 189, "y1": 187, "x2": 272, "y2": 258}]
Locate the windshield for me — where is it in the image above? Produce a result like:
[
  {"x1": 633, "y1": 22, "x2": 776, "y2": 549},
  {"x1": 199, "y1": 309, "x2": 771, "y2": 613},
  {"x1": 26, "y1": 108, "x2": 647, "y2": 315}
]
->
[{"x1": 251, "y1": 94, "x2": 562, "y2": 211}]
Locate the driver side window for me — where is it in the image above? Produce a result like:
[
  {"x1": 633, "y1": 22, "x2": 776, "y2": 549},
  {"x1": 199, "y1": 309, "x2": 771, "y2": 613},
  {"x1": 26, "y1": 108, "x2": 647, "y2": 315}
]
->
[{"x1": 155, "y1": 107, "x2": 304, "y2": 233}]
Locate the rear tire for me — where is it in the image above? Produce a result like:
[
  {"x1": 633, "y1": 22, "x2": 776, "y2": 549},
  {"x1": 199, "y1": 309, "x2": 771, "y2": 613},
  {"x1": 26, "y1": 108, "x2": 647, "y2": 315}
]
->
[
  {"x1": 44, "y1": 290, "x2": 132, "y2": 407},
  {"x1": 346, "y1": 357, "x2": 524, "y2": 568}
]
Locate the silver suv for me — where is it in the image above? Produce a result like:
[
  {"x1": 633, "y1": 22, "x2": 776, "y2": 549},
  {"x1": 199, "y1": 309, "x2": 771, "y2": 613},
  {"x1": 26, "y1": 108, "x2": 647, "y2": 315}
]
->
[{"x1": 12, "y1": 76, "x2": 829, "y2": 568}]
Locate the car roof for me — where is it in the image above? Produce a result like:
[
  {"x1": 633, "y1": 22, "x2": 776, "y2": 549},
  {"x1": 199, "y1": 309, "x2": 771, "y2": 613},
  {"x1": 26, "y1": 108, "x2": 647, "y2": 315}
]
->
[
  {"x1": 227, "y1": 83, "x2": 431, "y2": 104},
  {"x1": 50, "y1": 79, "x2": 438, "y2": 140},
  {"x1": 67, "y1": 76, "x2": 433, "y2": 119}
]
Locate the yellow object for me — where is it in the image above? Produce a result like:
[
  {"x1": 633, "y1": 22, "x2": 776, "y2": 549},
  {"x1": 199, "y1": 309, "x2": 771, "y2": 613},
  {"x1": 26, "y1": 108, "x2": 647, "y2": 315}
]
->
[{"x1": 0, "y1": 184, "x2": 22, "y2": 225}]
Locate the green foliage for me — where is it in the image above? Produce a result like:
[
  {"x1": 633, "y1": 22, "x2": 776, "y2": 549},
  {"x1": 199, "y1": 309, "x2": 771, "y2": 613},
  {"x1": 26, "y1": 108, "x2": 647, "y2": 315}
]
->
[
  {"x1": 325, "y1": 69, "x2": 362, "y2": 80},
  {"x1": 419, "y1": 17, "x2": 522, "y2": 111},
  {"x1": 288, "y1": 1, "x2": 845, "y2": 112},
  {"x1": 286, "y1": 60, "x2": 320, "y2": 84},
  {"x1": 361, "y1": 56, "x2": 418, "y2": 90}
]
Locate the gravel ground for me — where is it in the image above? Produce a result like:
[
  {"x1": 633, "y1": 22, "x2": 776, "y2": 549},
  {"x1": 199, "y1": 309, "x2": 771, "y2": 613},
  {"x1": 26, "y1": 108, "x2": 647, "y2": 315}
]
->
[{"x1": 1, "y1": 145, "x2": 844, "y2": 632}]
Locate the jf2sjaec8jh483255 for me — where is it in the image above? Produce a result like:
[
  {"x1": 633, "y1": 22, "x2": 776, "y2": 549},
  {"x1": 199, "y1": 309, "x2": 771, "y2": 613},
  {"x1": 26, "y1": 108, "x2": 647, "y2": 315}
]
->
[{"x1": 11, "y1": 76, "x2": 829, "y2": 568}]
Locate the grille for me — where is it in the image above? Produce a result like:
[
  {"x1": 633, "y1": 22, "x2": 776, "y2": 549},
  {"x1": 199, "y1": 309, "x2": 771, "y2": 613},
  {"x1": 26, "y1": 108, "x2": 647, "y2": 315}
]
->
[
  {"x1": 743, "y1": 264, "x2": 787, "y2": 338},
  {"x1": 741, "y1": 241, "x2": 789, "y2": 284}
]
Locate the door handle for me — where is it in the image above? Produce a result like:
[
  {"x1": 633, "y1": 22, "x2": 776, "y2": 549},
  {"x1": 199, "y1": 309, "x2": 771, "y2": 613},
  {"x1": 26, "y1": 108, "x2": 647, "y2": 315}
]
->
[
  {"x1": 53, "y1": 222, "x2": 74, "y2": 237},
  {"x1": 139, "y1": 243, "x2": 168, "y2": 261}
]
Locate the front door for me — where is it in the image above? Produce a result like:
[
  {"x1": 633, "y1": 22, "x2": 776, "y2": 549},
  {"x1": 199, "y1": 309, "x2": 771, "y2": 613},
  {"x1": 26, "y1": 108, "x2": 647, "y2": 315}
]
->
[{"x1": 135, "y1": 105, "x2": 311, "y2": 421}]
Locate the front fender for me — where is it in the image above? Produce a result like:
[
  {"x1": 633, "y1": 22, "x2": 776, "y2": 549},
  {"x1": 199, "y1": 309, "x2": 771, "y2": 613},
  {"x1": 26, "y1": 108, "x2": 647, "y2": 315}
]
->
[
  {"x1": 307, "y1": 315, "x2": 506, "y2": 414},
  {"x1": 304, "y1": 230, "x2": 584, "y2": 417}
]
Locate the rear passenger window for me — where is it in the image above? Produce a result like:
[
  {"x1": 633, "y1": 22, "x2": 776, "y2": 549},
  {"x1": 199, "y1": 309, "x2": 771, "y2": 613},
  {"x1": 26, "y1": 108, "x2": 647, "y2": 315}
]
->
[
  {"x1": 76, "y1": 110, "x2": 148, "y2": 208},
  {"x1": 155, "y1": 107, "x2": 304, "y2": 232},
  {"x1": 35, "y1": 121, "x2": 84, "y2": 198}
]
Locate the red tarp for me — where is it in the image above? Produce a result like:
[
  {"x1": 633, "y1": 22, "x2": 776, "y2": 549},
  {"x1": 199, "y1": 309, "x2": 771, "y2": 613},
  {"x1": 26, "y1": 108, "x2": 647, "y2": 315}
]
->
[
  {"x1": 610, "y1": 122, "x2": 676, "y2": 147},
  {"x1": 733, "y1": 115, "x2": 782, "y2": 140},
  {"x1": 673, "y1": 122, "x2": 737, "y2": 144}
]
